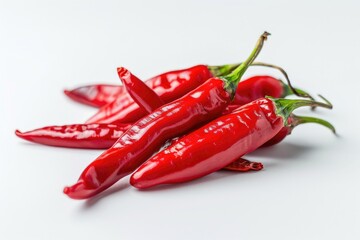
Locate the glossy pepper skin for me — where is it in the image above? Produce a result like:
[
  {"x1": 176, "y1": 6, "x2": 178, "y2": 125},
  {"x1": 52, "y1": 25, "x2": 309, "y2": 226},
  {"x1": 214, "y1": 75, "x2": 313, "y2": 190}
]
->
[
  {"x1": 64, "y1": 84, "x2": 126, "y2": 108},
  {"x1": 15, "y1": 124, "x2": 131, "y2": 149},
  {"x1": 63, "y1": 32, "x2": 269, "y2": 199},
  {"x1": 130, "y1": 97, "x2": 333, "y2": 189}
]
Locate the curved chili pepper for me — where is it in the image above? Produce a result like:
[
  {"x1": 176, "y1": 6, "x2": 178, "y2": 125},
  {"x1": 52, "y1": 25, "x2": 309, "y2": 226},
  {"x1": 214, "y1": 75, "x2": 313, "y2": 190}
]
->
[
  {"x1": 15, "y1": 123, "x2": 131, "y2": 149},
  {"x1": 117, "y1": 67, "x2": 164, "y2": 113},
  {"x1": 130, "y1": 97, "x2": 334, "y2": 189},
  {"x1": 63, "y1": 32, "x2": 269, "y2": 199},
  {"x1": 64, "y1": 85, "x2": 126, "y2": 108},
  {"x1": 261, "y1": 114, "x2": 336, "y2": 147}
]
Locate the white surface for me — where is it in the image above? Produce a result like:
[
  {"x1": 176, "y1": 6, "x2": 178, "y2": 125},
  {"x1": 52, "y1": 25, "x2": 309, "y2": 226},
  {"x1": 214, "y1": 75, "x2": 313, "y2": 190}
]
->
[{"x1": 1, "y1": 0, "x2": 359, "y2": 239}]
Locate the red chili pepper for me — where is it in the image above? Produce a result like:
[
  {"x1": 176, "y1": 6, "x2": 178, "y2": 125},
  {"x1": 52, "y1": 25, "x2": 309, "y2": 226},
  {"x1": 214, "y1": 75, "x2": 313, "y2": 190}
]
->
[
  {"x1": 63, "y1": 32, "x2": 269, "y2": 199},
  {"x1": 117, "y1": 67, "x2": 164, "y2": 113},
  {"x1": 15, "y1": 123, "x2": 131, "y2": 149},
  {"x1": 129, "y1": 97, "x2": 333, "y2": 189},
  {"x1": 261, "y1": 114, "x2": 336, "y2": 147},
  {"x1": 64, "y1": 84, "x2": 126, "y2": 108}
]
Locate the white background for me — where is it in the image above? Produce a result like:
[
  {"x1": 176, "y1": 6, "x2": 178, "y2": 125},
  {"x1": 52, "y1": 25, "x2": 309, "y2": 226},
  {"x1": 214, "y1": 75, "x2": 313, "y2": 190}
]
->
[{"x1": 1, "y1": 0, "x2": 359, "y2": 239}]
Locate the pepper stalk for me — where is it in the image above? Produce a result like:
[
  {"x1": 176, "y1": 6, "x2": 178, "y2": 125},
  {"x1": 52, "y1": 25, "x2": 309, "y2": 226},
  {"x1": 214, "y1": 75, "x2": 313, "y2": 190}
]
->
[
  {"x1": 271, "y1": 95, "x2": 333, "y2": 126},
  {"x1": 222, "y1": 32, "x2": 271, "y2": 98},
  {"x1": 290, "y1": 114, "x2": 336, "y2": 134}
]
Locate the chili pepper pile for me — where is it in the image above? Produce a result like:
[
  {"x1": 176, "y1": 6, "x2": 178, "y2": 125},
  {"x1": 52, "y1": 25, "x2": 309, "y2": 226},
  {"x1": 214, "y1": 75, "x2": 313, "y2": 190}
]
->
[{"x1": 15, "y1": 32, "x2": 336, "y2": 199}]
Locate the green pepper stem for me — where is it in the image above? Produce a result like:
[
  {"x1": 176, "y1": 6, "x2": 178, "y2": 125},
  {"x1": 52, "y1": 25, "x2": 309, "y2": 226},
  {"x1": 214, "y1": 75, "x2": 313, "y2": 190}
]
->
[
  {"x1": 281, "y1": 82, "x2": 312, "y2": 99},
  {"x1": 291, "y1": 114, "x2": 336, "y2": 134},
  {"x1": 272, "y1": 97, "x2": 333, "y2": 122},
  {"x1": 317, "y1": 94, "x2": 333, "y2": 109},
  {"x1": 208, "y1": 63, "x2": 239, "y2": 77},
  {"x1": 223, "y1": 32, "x2": 270, "y2": 97}
]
